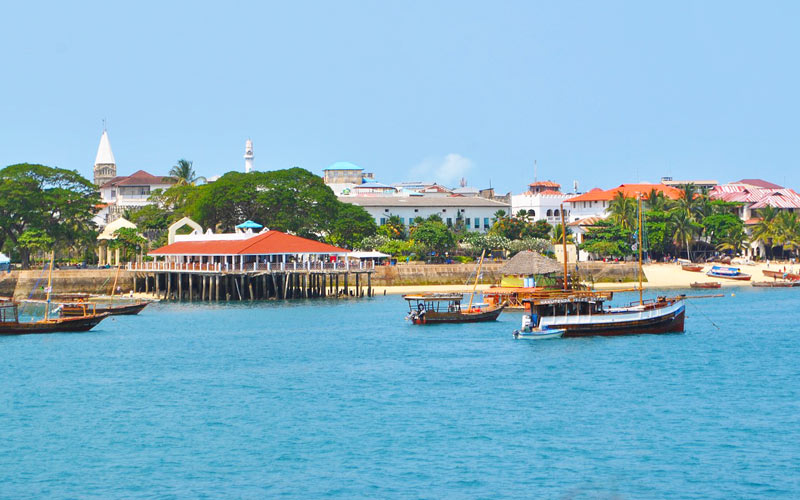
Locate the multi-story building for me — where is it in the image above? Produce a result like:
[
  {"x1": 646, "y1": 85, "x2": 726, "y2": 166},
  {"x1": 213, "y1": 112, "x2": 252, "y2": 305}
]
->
[
  {"x1": 341, "y1": 196, "x2": 511, "y2": 233},
  {"x1": 565, "y1": 183, "x2": 683, "y2": 222},
  {"x1": 511, "y1": 180, "x2": 574, "y2": 225},
  {"x1": 323, "y1": 162, "x2": 375, "y2": 195}
]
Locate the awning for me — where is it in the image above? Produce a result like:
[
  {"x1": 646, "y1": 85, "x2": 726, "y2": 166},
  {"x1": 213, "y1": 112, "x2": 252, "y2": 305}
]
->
[
  {"x1": 348, "y1": 251, "x2": 391, "y2": 259},
  {"x1": 236, "y1": 220, "x2": 264, "y2": 229}
]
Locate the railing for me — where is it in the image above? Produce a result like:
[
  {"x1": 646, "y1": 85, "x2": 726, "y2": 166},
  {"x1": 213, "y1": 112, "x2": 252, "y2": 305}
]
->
[{"x1": 127, "y1": 260, "x2": 376, "y2": 272}]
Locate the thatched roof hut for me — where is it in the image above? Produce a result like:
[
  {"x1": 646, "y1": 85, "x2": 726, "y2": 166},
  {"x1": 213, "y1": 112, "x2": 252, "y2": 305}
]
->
[{"x1": 500, "y1": 251, "x2": 562, "y2": 276}]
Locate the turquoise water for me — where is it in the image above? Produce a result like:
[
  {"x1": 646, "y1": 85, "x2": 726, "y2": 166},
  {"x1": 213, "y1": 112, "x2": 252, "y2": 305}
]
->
[{"x1": 1, "y1": 288, "x2": 798, "y2": 499}]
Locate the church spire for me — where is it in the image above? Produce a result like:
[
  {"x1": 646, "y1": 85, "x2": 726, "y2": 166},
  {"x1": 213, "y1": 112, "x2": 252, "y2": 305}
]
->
[{"x1": 94, "y1": 130, "x2": 117, "y2": 186}]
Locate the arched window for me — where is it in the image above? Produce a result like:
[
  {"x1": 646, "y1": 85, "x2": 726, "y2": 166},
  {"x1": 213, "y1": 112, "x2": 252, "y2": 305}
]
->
[
  {"x1": 554, "y1": 209, "x2": 560, "y2": 216},
  {"x1": 546, "y1": 209, "x2": 552, "y2": 216},
  {"x1": 527, "y1": 209, "x2": 535, "y2": 217}
]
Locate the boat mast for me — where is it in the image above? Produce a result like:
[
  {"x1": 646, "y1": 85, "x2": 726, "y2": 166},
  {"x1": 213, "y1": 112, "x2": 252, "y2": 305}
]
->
[
  {"x1": 110, "y1": 263, "x2": 121, "y2": 298},
  {"x1": 561, "y1": 203, "x2": 568, "y2": 290},
  {"x1": 43, "y1": 251, "x2": 55, "y2": 322},
  {"x1": 638, "y1": 195, "x2": 644, "y2": 306},
  {"x1": 467, "y1": 249, "x2": 486, "y2": 312}
]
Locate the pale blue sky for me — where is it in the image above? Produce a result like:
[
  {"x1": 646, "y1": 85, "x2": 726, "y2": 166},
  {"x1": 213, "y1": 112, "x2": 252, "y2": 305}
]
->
[{"x1": 2, "y1": 1, "x2": 798, "y2": 194}]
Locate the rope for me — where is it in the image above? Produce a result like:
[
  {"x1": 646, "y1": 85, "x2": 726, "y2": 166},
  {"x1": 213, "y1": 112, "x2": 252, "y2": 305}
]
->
[{"x1": 686, "y1": 299, "x2": 720, "y2": 330}]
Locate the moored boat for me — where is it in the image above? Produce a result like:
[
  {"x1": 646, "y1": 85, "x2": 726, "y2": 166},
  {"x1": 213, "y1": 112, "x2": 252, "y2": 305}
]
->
[
  {"x1": 0, "y1": 300, "x2": 110, "y2": 335},
  {"x1": 682, "y1": 264, "x2": 704, "y2": 272},
  {"x1": 752, "y1": 281, "x2": 800, "y2": 288},
  {"x1": 513, "y1": 327, "x2": 565, "y2": 340},
  {"x1": 762, "y1": 269, "x2": 800, "y2": 281},
  {"x1": 706, "y1": 266, "x2": 751, "y2": 281},
  {"x1": 59, "y1": 299, "x2": 150, "y2": 317},
  {"x1": 691, "y1": 282, "x2": 721, "y2": 289},
  {"x1": 404, "y1": 294, "x2": 504, "y2": 324}
]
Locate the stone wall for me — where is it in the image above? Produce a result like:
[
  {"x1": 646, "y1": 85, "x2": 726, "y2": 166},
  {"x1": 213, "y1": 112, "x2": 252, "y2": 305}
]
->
[{"x1": 5, "y1": 270, "x2": 134, "y2": 299}]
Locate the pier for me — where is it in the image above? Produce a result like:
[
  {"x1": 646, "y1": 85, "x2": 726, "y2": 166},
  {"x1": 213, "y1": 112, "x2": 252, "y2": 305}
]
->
[{"x1": 127, "y1": 260, "x2": 375, "y2": 301}]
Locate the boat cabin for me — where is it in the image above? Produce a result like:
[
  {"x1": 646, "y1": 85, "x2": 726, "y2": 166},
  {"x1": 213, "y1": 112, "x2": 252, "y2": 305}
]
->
[
  {"x1": 0, "y1": 301, "x2": 19, "y2": 324},
  {"x1": 521, "y1": 295, "x2": 607, "y2": 328},
  {"x1": 404, "y1": 294, "x2": 466, "y2": 314}
]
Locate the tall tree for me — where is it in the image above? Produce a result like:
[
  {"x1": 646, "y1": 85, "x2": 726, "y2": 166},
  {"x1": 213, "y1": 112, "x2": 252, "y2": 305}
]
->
[
  {"x1": 0, "y1": 164, "x2": 99, "y2": 267},
  {"x1": 749, "y1": 206, "x2": 779, "y2": 259},
  {"x1": 607, "y1": 192, "x2": 637, "y2": 230},
  {"x1": 170, "y1": 159, "x2": 205, "y2": 186},
  {"x1": 670, "y1": 209, "x2": 701, "y2": 260}
]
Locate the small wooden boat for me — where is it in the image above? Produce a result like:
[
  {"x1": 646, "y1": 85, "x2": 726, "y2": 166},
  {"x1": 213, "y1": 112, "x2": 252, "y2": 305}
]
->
[
  {"x1": 706, "y1": 266, "x2": 751, "y2": 281},
  {"x1": 752, "y1": 281, "x2": 800, "y2": 288},
  {"x1": 762, "y1": 270, "x2": 800, "y2": 281},
  {"x1": 691, "y1": 282, "x2": 721, "y2": 289},
  {"x1": 682, "y1": 264, "x2": 704, "y2": 272},
  {"x1": 0, "y1": 301, "x2": 110, "y2": 334},
  {"x1": 404, "y1": 294, "x2": 504, "y2": 324},
  {"x1": 59, "y1": 299, "x2": 150, "y2": 317},
  {"x1": 513, "y1": 327, "x2": 565, "y2": 340}
]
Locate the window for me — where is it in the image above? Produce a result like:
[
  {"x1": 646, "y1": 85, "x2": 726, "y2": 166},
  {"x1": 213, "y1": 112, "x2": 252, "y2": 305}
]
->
[
  {"x1": 442, "y1": 209, "x2": 447, "y2": 213},
  {"x1": 380, "y1": 218, "x2": 386, "y2": 225},
  {"x1": 446, "y1": 218, "x2": 453, "y2": 226},
  {"x1": 547, "y1": 209, "x2": 553, "y2": 216},
  {"x1": 527, "y1": 209, "x2": 535, "y2": 217},
  {"x1": 414, "y1": 209, "x2": 419, "y2": 213},
  {"x1": 466, "y1": 217, "x2": 471, "y2": 226},
  {"x1": 554, "y1": 209, "x2": 560, "y2": 216},
  {"x1": 399, "y1": 218, "x2": 405, "y2": 225},
  {"x1": 384, "y1": 209, "x2": 389, "y2": 213},
  {"x1": 483, "y1": 218, "x2": 490, "y2": 229},
  {"x1": 474, "y1": 218, "x2": 480, "y2": 229}
]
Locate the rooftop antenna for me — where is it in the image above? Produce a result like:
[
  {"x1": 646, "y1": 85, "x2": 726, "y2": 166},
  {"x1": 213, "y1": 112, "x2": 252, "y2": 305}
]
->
[
  {"x1": 534, "y1": 160, "x2": 538, "y2": 183},
  {"x1": 102, "y1": 118, "x2": 107, "y2": 131}
]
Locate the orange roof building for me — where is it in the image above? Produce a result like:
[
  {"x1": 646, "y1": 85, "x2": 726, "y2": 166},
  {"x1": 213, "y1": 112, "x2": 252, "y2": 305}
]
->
[{"x1": 564, "y1": 183, "x2": 684, "y2": 224}]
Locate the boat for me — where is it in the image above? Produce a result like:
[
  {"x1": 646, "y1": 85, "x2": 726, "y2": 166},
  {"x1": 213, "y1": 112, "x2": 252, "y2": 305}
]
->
[
  {"x1": 706, "y1": 266, "x2": 751, "y2": 281},
  {"x1": 512, "y1": 199, "x2": 686, "y2": 338},
  {"x1": 405, "y1": 250, "x2": 504, "y2": 324},
  {"x1": 752, "y1": 281, "x2": 800, "y2": 288},
  {"x1": 762, "y1": 269, "x2": 800, "y2": 281},
  {"x1": 690, "y1": 282, "x2": 721, "y2": 289},
  {"x1": 682, "y1": 264, "x2": 704, "y2": 272},
  {"x1": 513, "y1": 326, "x2": 565, "y2": 340},
  {"x1": 0, "y1": 253, "x2": 110, "y2": 335},
  {"x1": 56, "y1": 293, "x2": 151, "y2": 317},
  {"x1": 404, "y1": 294, "x2": 504, "y2": 324},
  {"x1": 483, "y1": 286, "x2": 612, "y2": 310}
]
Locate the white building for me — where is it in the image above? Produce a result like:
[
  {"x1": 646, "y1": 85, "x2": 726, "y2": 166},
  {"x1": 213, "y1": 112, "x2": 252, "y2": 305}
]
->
[
  {"x1": 511, "y1": 181, "x2": 573, "y2": 225},
  {"x1": 341, "y1": 196, "x2": 511, "y2": 233},
  {"x1": 90, "y1": 131, "x2": 175, "y2": 226},
  {"x1": 323, "y1": 162, "x2": 375, "y2": 196}
]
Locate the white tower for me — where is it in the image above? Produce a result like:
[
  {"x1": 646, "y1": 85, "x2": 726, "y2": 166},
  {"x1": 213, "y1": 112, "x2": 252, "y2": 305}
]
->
[
  {"x1": 93, "y1": 130, "x2": 117, "y2": 186},
  {"x1": 244, "y1": 139, "x2": 254, "y2": 173}
]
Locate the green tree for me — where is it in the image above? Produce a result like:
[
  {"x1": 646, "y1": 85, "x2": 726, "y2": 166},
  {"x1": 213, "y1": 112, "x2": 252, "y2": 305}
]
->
[
  {"x1": 702, "y1": 213, "x2": 744, "y2": 249},
  {"x1": 645, "y1": 188, "x2": 673, "y2": 212},
  {"x1": 109, "y1": 227, "x2": 147, "y2": 262},
  {"x1": 749, "y1": 206, "x2": 779, "y2": 259},
  {"x1": 410, "y1": 219, "x2": 456, "y2": 258},
  {"x1": 551, "y1": 223, "x2": 573, "y2": 244},
  {"x1": 0, "y1": 164, "x2": 99, "y2": 268},
  {"x1": 169, "y1": 159, "x2": 205, "y2": 186},
  {"x1": 326, "y1": 204, "x2": 378, "y2": 249},
  {"x1": 579, "y1": 219, "x2": 633, "y2": 258},
  {"x1": 670, "y1": 209, "x2": 702, "y2": 260},
  {"x1": 17, "y1": 229, "x2": 54, "y2": 265},
  {"x1": 377, "y1": 215, "x2": 407, "y2": 239},
  {"x1": 606, "y1": 192, "x2": 637, "y2": 230},
  {"x1": 774, "y1": 211, "x2": 800, "y2": 258},
  {"x1": 530, "y1": 219, "x2": 552, "y2": 240}
]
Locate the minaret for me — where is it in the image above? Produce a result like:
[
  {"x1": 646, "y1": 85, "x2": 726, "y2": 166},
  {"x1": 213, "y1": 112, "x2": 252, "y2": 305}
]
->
[
  {"x1": 244, "y1": 139, "x2": 254, "y2": 173},
  {"x1": 93, "y1": 129, "x2": 117, "y2": 186}
]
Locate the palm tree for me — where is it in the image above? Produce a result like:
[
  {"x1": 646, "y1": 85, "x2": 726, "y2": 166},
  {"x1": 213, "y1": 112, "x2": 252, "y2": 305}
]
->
[
  {"x1": 607, "y1": 192, "x2": 637, "y2": 230},
  {"x1": 670, "y1": 209, "x2": 701, "y2": 260},
  {"x1": 774, "y1": 211, "x2": 800, "y2": 258},
  {"x1": 170, "y1": 159, "x2": 205, "y2": 186},
  {"x1": 749, "y1": 206, "x2": 779, "y2": 259},
  {"x1": 551, "y1": 223, "x2": 574, "y2": 244},
  {"x1": 675, "y1": 183, "x2": 701, "y2": 219},
  {"x1": 716, "y1": 230, "x2": 745, "y2": 256},
  {"x1": 645, "y1": 188, "x2": 672, "y2": 212}
]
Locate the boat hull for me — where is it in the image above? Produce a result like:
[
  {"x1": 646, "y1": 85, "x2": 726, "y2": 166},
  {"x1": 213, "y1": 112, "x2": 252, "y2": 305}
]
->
[
  {"x1": 691, "y1": 282, "x2": 721, "y2": 289},
  {"x1": 513, "y1": 329, "x2": 564, "y2": 340},
  {"x1": 762, "y1": 270, "x2": 800, "y2": 281},
  {"x1": 706, "y1": 272, "x2": 750, "y2": 281},
  {"x1": 0, "y1": 313, "x2": 110, "y2": 335},
  {"x1": 60, "y1": 301, "x2": 149, "y2": 317},
  {"x1": 752, "y1": 281, "x2": 799, "y2": 288},
  {"x1": 540, "y1": 302, "x2": 685, "y2": 337},
  {"x1": 410, "y1": 306, "x2": 504, "y2": 324},
  {"x1": 682, "y1": 265, "x2": 704, "y2": 272}
]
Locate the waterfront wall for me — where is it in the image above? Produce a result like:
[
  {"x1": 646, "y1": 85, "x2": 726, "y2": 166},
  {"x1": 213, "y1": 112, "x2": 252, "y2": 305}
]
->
[{"x1": 3, "y1": 270, "x2": 133, "y2": 299}]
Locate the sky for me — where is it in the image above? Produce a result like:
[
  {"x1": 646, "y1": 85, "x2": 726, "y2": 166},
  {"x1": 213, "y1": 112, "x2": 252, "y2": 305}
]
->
[{"x1": 1, "y1": 1, "x2": 799, "y2": 194}]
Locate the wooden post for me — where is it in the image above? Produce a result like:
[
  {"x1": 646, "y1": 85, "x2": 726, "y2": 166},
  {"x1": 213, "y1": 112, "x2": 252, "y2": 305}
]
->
[
  {"x1": 355, "y1": 273, "x2": 360, "y2": 297},
  {"x1": 367, "y1": 272, "x2": 372, "y2": 297},
  {"x1": 343, "y1": 273, "x2": 348, "y2": 297},
  {"x1": 215, "y1": 275, "x2": 220, "y2": 301},
  {"x1": 178, "y1": 273, "x2": 183, "y2": 301},
  {"x1": 202, "y1": 275, "x2": 206, "y2": 301},
  {"x1": 188, "y1": 273, "x2": 193, "y2": 302},
  {"x1": 167, "y1": 273, "x2": 172, "y2": 300},
  {"x1": 145, "y1": 274, "x2": 149, "y2": 294},
  {"x1": 155, "y1": 273, "x2": 160, "y2": 296}
]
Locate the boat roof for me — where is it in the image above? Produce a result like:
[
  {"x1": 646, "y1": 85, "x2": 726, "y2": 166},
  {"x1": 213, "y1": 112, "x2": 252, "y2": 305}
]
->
[{"x1": 403, "y1": 293, "x2": 464, "y2": 301}]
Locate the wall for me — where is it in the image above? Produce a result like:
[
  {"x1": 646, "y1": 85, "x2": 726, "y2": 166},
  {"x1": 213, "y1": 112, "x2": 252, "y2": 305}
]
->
[{"x1": 3, "y1": 270, "x2": 134, "y2": 299}]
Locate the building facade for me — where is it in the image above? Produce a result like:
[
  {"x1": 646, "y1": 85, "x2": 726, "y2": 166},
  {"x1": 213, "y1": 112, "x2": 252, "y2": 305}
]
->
[
  {"x1": 511, "y1": 181, "x2": 573, "y2": 225},
  {"x1": 93, "y1": 130, "x2": 117, "y2": 186},
  {"x1": 341, "y1": 196, "x2": 511, "y2": 232}
]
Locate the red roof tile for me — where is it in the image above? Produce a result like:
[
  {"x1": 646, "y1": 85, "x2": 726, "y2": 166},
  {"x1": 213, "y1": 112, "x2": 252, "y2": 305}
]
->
[
  {"x1": 150, "y1": 230, "x2": 350, "y2": 256},
  {"x1": 566, "y1": 184, "x2": 683, "y2": 203},
  {"x1": 100, "y1": 170, "x2": 175, "y2": 189},
  {"x1": 529, "y1": 181, "x2": 561, "y2": 188}
]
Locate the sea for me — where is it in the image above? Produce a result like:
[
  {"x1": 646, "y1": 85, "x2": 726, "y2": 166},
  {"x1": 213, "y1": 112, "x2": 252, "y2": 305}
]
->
[{"x1": 1, "y1": 288, "x2": 798, "y2": 499}]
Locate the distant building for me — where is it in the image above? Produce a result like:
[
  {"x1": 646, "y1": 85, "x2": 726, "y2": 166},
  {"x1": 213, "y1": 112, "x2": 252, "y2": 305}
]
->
[
  {"x1": 565, "y1": 183, "x2": 684, "y2": 222},
  {"x1": 244, "y1": 139, "x2": 254, "y2": 173},
  {"x1": 341, "y1": 196, "x2": 510, "y2": 232},
  {"x1": 323, "y1": 162, "x2": 375, "y2": 195},
  {"x1": 710, "y1": 179, "x2": 800, "y2": 258},
  {"x1": 660, "y1": 177, "x2": 718, "y2": 190},
  {"x1": 93, "y1": 130, "x2": 117, "y2": 186},
  {"x1": 96, "y1": 170, "x2": 176, "y2": 225},
  {"x1": 511, "y1": 180, "x2": 574, "y2": 225}
]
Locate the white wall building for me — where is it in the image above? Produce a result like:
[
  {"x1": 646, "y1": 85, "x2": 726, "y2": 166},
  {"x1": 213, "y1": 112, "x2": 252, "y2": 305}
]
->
[
  {"x1": 341, "y1": 196, "x2": 511, "y2": 233},
  {"x1": 511, "y1": 181, "x2": 573, "y2": 225}
]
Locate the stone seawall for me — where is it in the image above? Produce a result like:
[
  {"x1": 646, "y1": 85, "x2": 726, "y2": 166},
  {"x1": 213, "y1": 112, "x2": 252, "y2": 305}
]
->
[
  {"x1": 370, "y1": 262, "x2": 641, "y2": 286},
  {"x1": 2, "y1": 270, "x2": 134, "y2": 299}
]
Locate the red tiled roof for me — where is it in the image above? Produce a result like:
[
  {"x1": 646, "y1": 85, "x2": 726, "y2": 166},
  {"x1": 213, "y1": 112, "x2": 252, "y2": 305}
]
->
[
  {"x1": 744, "y1": 217, "x2": 762, "y2": 225},
  {"x1": 149, "y1": 230, "x2": 350, "y2": 256},
  {"x1": 567, "y1": 216, "x2": 605, "y2": 227},
  {"x1": 529, "y1": 181, "x2": 561, "y2": 188},
  {"x1": 711, "y1": 184, "x2": 800, "y2": 208},
  {"x1": 566, "y1": 184, "x2": 683, "y2": 203},
  {"x1": 100, "y1": 170, "x2": 176, "y2": 189}
]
